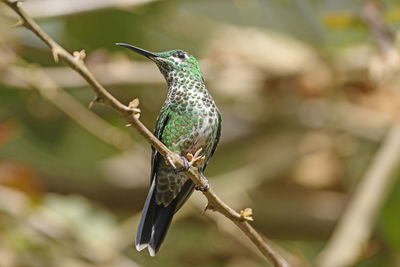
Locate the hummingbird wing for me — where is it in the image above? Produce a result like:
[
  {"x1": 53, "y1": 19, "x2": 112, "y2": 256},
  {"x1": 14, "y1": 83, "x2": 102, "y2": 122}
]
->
[
  {"x1": 152, "y1": 105, "x2": 195, "y2": 211},
  {"x1": 150, "y1": 103, "x2": 170, "y2": 181},
  {"x1": 209, "y1": 111, "x2": 222, "y2": 159},
  {"x1": 136, "y1": 103, "x2": 196, "y2": 255},
  {"x1": 136, "y1": 103, "x2": 171, "y2": 255},
  {"x1": 202, "y1": 110, "x2": 222, "y2": 171}
]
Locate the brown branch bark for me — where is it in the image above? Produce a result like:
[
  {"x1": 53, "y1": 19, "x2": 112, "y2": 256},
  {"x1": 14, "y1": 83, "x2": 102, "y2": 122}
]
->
[{"x1": 1, "y1": 0, "x2": 290, "y2": 266}]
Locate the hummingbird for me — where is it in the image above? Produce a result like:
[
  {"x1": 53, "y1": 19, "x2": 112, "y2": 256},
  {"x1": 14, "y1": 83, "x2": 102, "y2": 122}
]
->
[{"x1": 117, "y1": 43, "x2": 221, "y2": 256}]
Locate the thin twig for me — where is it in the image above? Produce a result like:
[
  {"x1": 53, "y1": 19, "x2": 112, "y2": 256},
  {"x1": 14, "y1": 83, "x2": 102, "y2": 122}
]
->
[{"x1": 1, "y1": 0, "x2": 290, "y2": 266}]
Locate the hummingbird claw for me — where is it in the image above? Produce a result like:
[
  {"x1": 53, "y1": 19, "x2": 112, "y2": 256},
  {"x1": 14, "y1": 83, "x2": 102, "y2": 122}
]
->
[
  {"x1": 173, "y1": 156, "x2": 190, "y2": 173},
  {"x1": 195, "y1": 184, "x2": 209, "y2": 192},
  {"x1": 195, "y1": 174, "x2": 209, "y2": 192}
]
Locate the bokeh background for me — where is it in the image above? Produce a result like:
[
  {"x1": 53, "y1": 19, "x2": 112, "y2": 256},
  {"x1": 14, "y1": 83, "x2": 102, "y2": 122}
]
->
[{"x1": 1, "y1": 0, "x2": 400, "y2": 266}]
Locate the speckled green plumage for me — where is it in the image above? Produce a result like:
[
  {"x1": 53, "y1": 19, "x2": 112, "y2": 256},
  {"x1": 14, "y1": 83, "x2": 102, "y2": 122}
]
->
[{"x1": 150, "y1": 49, "x2": 221, "y2": 206}]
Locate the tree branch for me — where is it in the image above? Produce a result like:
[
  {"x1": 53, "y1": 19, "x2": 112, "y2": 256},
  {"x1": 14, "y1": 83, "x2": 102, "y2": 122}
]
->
[{"x1": 1, "y1": 0, "x2": 290, "y2": 266}]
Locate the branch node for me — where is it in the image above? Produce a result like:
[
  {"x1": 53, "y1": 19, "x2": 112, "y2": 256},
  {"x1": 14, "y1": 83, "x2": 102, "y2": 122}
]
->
[
  {"x1": 240, "y1": 208, "x2": 254, "y2": 222},
  {"x1": 9, "y1": 0, "x2": 23, "y2": 7},
  {"x1": 128, "y1": 98, "x2": 141, "y2": 119},
  {"x1": 206, "y1": 203, "x2": 217, "y2": 212},
  {"x1": 133, "y1": 111, "x2": 140, "y2": 119},
  {"x1": 73, "y1": 49, "x2": 86, "y2": 62},
  {"x1": 128, "y1": 97, "x2": 139, "y2": 108}
]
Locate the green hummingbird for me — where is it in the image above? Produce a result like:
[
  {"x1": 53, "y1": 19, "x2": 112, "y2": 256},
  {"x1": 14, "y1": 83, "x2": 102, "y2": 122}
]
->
[{"x1": 117, "y1": 43, "x2": 221, "y2": 256}]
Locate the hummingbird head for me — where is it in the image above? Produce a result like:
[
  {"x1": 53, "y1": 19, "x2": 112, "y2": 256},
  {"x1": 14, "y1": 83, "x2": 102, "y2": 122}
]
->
[{"x1": 116, "y1": 43, "x2": 204, "y2": 85}]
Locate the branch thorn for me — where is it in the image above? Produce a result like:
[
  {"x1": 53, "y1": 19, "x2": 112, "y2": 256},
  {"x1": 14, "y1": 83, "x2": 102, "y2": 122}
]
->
[
  {"x1": 88, "y1": 96, "x2": 102, "y2": 109},
  {"x1": 51, "y1": 47, "x2": 62, "y2": 63},
  {"x1": 12, "y1": 19, "x2": 24, "y2": 28},
  {"x1": 166, "y1": 155, "x2": 177, "y2": 169},
  {"x1": 202, "y1": 204, "x2": 210, "y2": 215}
]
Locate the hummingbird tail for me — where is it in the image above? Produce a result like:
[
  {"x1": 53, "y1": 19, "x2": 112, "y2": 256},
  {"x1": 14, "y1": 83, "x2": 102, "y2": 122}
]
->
[
  {"x1": 136, "y1": 178, "x2": 195, "y2": 256},
  {"x1": 135, "y1": 179, "x2": 175, "y2": 256}
]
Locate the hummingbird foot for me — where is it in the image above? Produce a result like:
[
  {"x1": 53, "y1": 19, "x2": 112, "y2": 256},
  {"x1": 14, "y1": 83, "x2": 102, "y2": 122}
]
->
[
  {"x1": 195, "y1": 174, "x2": 209, "y2": 192},
  {"x1": 173, "y1": 156, "x2": 190, "y2": 173},
  {"x1": 172, "y1": 148, "x2": 205, "y2": 173}
]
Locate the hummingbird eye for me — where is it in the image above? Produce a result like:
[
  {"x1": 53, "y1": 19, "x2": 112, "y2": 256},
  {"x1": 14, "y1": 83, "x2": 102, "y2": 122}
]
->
[{"x1": 176, "y1": 51, "x2": 186, "y2": 59}]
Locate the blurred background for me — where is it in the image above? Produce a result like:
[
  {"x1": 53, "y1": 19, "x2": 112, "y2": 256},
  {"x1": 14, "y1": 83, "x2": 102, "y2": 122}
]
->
[{"x1": 1, "y1": 0, "x2": 400, "y2": 266}]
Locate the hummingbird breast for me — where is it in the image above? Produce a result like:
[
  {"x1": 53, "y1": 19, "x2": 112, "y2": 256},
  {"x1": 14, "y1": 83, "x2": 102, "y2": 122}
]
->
[
  {"x1": 155, "y1": 83, "x2": 219, "y2": 206},
  {"x1": 163, "y1": 83, "x2": 218, "y2": 156}
]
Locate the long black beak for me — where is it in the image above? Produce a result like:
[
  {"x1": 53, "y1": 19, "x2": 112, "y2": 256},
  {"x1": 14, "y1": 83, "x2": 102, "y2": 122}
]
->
[{"x1": 116, "y1": 43, "x2": 158, "y2": 58}]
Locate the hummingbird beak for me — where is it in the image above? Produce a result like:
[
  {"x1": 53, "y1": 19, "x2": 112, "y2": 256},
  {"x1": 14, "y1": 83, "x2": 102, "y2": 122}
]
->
[{"x1": 116, "y1": 43, "x2": 159, "y2": 59}]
